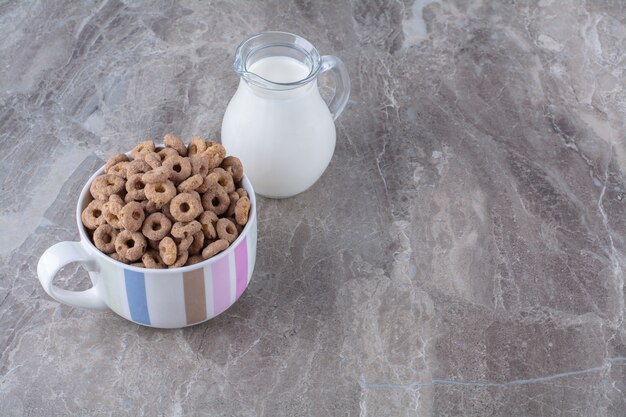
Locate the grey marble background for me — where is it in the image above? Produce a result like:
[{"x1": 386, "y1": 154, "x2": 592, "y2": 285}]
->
[{"x1": 1, "y1": 0, "x2": 625, "y2": 416}]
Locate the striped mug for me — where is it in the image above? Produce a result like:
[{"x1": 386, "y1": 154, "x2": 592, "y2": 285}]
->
[{"x1": 37, "y1": 166, "x2": 257, "y2": 328}]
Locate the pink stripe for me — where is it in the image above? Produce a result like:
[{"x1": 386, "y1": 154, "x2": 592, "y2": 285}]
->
[
  {"x1": 234, "y1": 236, "x2": 248, "y2": 299},
  {"x1": 212, "y1": 256, "x2": 230, "y2": 315}
]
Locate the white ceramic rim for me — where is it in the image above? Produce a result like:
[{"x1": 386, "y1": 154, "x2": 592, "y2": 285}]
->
[{"x1": 75, "y1": 159, "x2": 256, "y2": 274}]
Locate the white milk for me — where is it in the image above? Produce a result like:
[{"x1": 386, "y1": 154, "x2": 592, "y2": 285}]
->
[
  {"x1": 221, "y1": 56, "x2": 336, "y2": 198},
  {"x1": 249, "y1": 56, "x2": 311, "y2": 83}
]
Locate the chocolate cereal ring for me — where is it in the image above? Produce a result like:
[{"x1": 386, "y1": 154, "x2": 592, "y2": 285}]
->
[
  {"x1": 109, "y1": 252, "x2": 128, "y2": 264},
  {"x1": 221, "y1": 156, "x2": 244, "y2": 182},
  {"x1": 198, "y1": 211, "x2": 218, "y2": 240},
  {"x1": 157, "y1": 147, "x2": 178, "y2": 161},
  {"x1": 202, "y1": 239, "x2": 229, "y2": 259},
  {"x1": 190, "y1": 153, "x2": 211, "y2": 177},
  {"x1": 188, "y1": 231, "x2": 204, "y2": 255},
  {"x1": 177, "y1": 174, "x2": 203, "y2": 193},
  {"x1": 142, "y1": 212, "x2": 172, "y2": 240},
  {"x1": 142, "y1": 166, "x2": 171, "y2": 184},
  {"x1": 120, "y1": 201, "x2": 145, "y2": 232},
  {"x1": 169, "y1": 251, "x2": 189, "y2": 268},
  {"x1": 207, "y1": 168, "x2": 235, "y2": 193},
  {"x1": 216, "y1": 218, "x2": 238, "y2": 244},
  {"x1": 226, "y1": 215, "x2": 244, "y2": 234},
  {"x1": 234, "y1": 196, "x2": 250, "y2": 226},
  {"x1": 164, "y1": 133, "x2": 187, "y2": 156},
  {"x1": 81, "y1": 200, "x2": 106, "y2": 230},
  {"x1": 227, "y1": 191, "x2": 239, "y2": 217},
  {"x1": 201, "y1": 184, "x2": 230, "y2": 215},
  {"x1": 236, "y1": 188, "x2": 248, "y2": 199},
  {"x1": 115, "y1": 230, "x2": 147, "y2": 262},
  {"x1": 202, "y1": 142, "x2": 226, "y2": 169},
  {"x1": 131, "y1": 140, "x2": 155, "y2": 160},
  {"x1": 145, "y1": 180, "x2": 176, "y2": 207},
  {"x1": 108, "y1": 161, "x2": 130, "y2": 179},
  {"x1": 188, "y1": 136, "x2": 206, "y2": 156},
  {"x1": 93, "y1": 224, "x2": 118, "y2": 253},
  {"x1": 142, "y1": 250, "x2": 166, "y2": 269},
  {"x1": 186, "y1": 255, "x2": 205, "y2": 266},
  {"x1": 188, "y1": 190, "x2": 201, "y2": 203},
  {"x1": 171, "y1": 220, "x2": 202, "y2": 239},
  {"x1": 159, "y1": 236, "x2": 177, "y2": 266},
  {"x1": 102, "y1": 200, "x2": 124, "y2": 229},
  {"x1": 104, "y1": 153, "x2": 129, "y2": 173},
  {"x1": 109, "y1": 194, "x2": 125, "y2": 205},
  {"x1": 126, "y1": 160, "x2": 151, "y2": 177},
  {"x1": 125, "y1": 174, "x2": 147, "y2": 201},
  {"x1": 161, "y1": 201, "x2": 175, "y2": 222},
  {"x1": 176, "y1": 236, "x2": 193, "y2": 252},
  {"x1": 169, "y1": 192, "x2": 203, "y2": 222},
  {"x1": 195, "y1": 175, "x2": 212, "y2": 194},
  {"x1": 90, "y1": 174, "x2": 125, "y2": 201},
  {"x1": 143, "y1": 200, "x2": 159, "y2": 214},
  {"x1": 163, "y1": 155, "x2": 191, "y2": 183},
  {"x1": 144, "y1": 152, "x2": 162, "y2": 169}
]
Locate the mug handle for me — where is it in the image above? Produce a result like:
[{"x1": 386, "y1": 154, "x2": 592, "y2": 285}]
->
[
  {"x1": 320, "y1": 55, "x2": 351, "y2": 121},
  {"x1": 37, "y1": 241, "x2": 108, "y2": 311}
]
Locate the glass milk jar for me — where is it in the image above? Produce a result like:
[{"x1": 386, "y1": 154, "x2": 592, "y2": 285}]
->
[{"x1": 221, "y1": 31, "x2": 350, "y2": 198}]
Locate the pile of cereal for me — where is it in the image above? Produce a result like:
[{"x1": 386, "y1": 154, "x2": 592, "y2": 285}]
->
[{"x1": 81, "y1": 135, "x2": 251, "y2": 268}]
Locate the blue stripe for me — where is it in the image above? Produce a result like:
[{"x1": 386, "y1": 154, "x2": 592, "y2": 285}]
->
[{"x1": 124, "y1": 269, "x2": 151, "y2": 325}]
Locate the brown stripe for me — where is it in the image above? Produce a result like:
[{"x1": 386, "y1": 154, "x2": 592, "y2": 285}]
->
[{"x1": 183, "y1": 268, "x2": 207, "y2": 325}]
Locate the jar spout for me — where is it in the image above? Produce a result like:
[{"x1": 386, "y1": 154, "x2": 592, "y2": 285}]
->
[
  {"x1": 232, "y1": 31, "x2": 322, "y2": 91},
  {"x1": 234, "y1": 64, "x2": 279, "y2": 90}
]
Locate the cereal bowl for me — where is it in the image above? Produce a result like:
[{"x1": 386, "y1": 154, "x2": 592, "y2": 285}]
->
[{"x1": 37, "y1": 163, "x2": 257, "y2": 329}]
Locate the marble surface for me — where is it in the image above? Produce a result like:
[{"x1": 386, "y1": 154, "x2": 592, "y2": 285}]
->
[{"x1": 1, "y1": 0, "x2": 625, "y2": 415}]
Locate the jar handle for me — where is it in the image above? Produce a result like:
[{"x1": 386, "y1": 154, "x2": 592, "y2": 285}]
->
[{"x1": 320, "y1": 55, "x2": 350, "y2": 121}]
